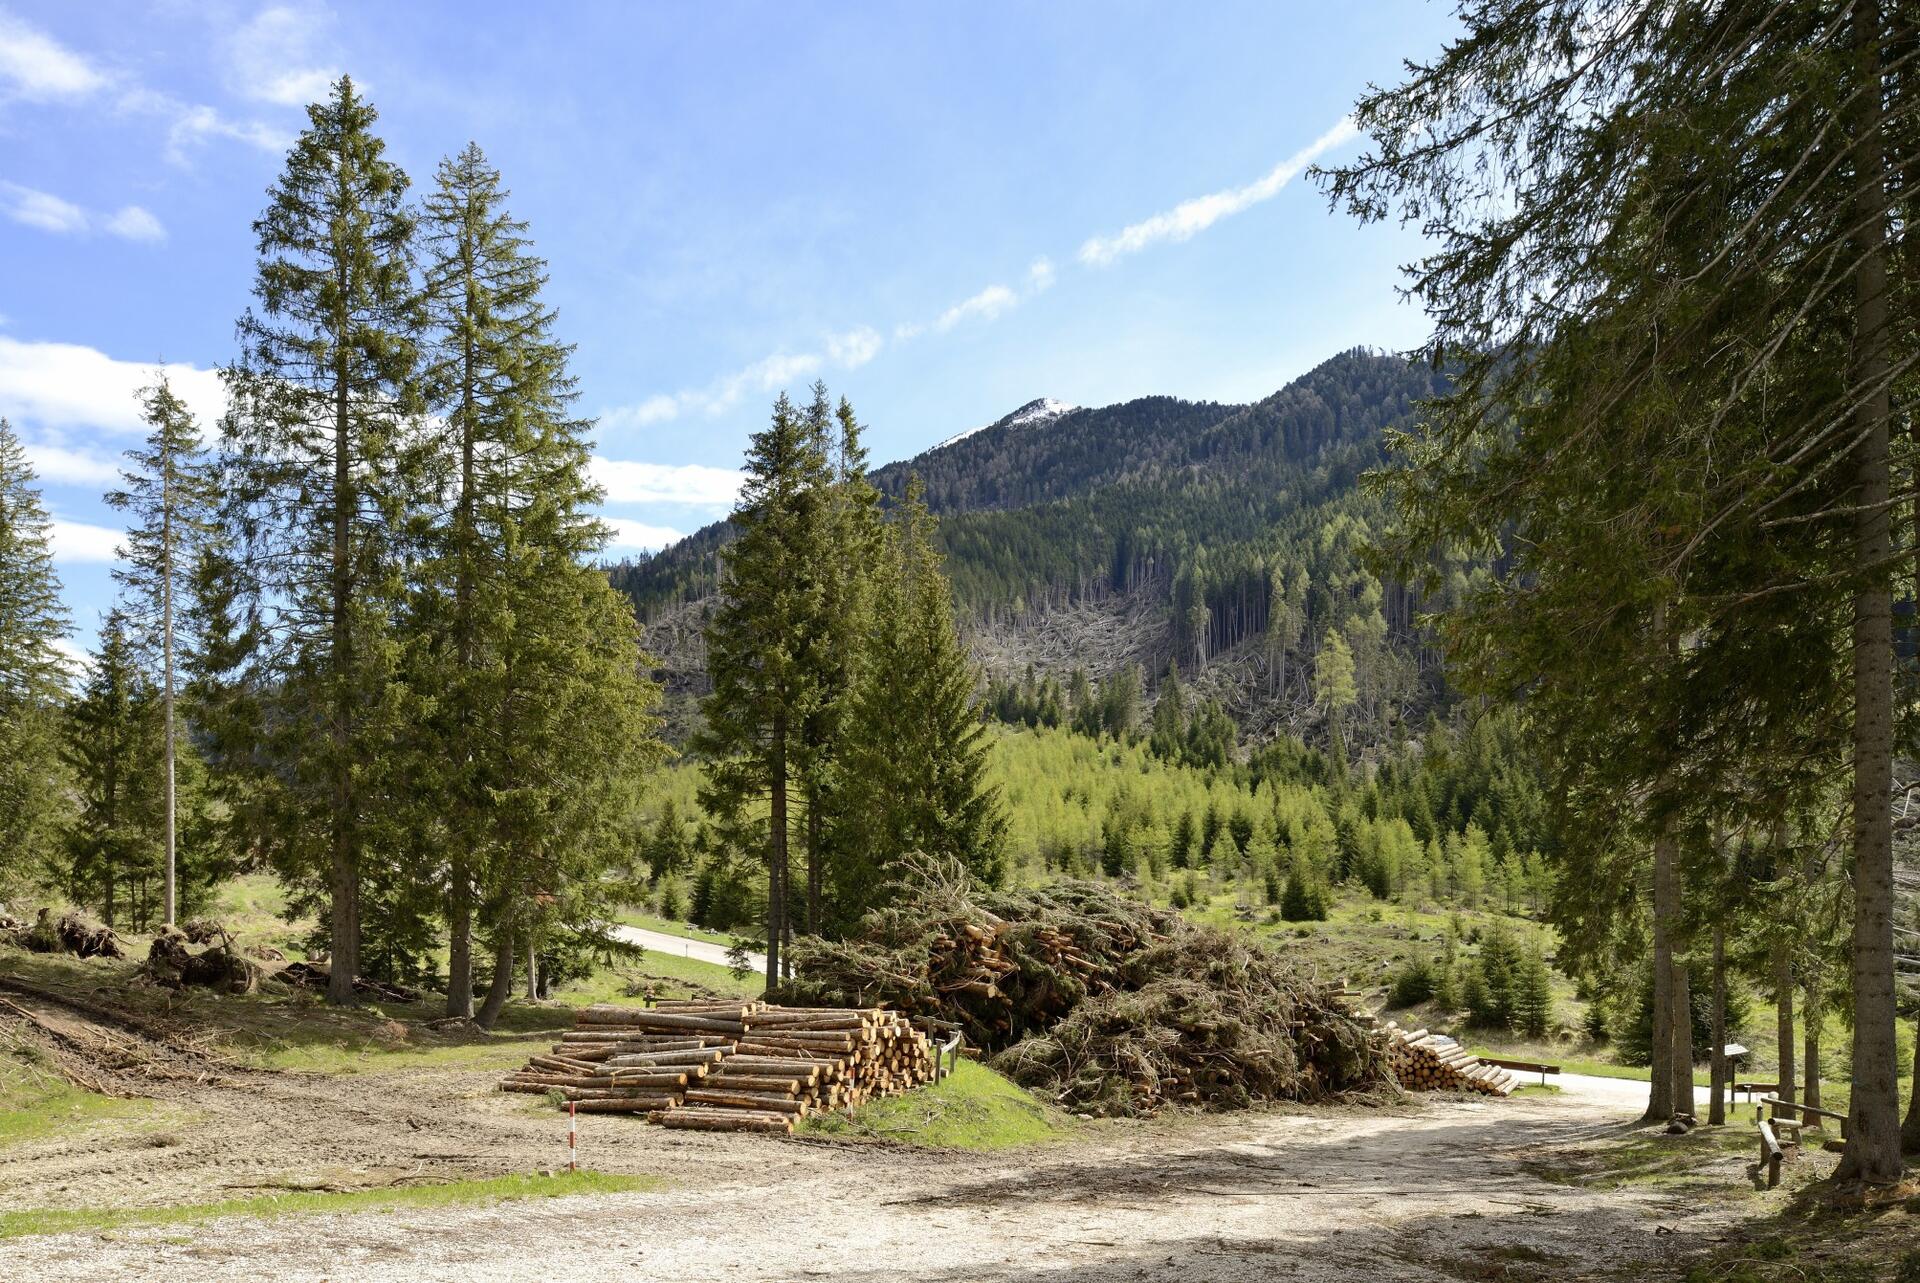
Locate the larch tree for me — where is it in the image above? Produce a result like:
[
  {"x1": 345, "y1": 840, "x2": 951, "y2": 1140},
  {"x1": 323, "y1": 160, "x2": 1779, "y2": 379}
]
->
[
  {"x1": 222, "y1": 75, "x2": 426, "y2": 1004},
  {"x1": 693, "y1": 392, "x2": 829, "y2": 983},
  {"x1": 1321, "y1": 0, "x2": 1909, "y2": 1181},
  {"x1": 1315, "y1": 629, "x2": 1357, "y2": 762},
  {"x1": 0, "y1": 418, "x2": 71, "y2": 891},
  {"x1": 416, "y1": 140, "x2": 662, "y2": 1024},
  {"x1": 106, "y1": 378, "x2": 216, "y2": 928}
]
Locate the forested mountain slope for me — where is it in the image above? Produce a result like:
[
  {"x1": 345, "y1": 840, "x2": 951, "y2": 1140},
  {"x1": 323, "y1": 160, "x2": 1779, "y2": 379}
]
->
[{"x1": 610, "y1": 349, "x2": 1465, "y2": 748}]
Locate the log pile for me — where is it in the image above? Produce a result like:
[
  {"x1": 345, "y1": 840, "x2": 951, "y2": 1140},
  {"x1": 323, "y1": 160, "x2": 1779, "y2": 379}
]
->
[
  {"x1": 499, "y1": 1000, "x2": 941, "y2": 1134},
  {"x1": 1382, "y1": 1022, "x2": 1517, "y2": 1095},
  {"x1": 780, "y1": 858, "x2": 1391, "y2": 1116}
]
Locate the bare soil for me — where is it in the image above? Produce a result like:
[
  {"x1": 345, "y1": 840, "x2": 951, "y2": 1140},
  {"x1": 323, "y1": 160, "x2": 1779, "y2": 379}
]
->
[{"x1": 0, "y1": 976, "x2": 1823, "y2": 1283}]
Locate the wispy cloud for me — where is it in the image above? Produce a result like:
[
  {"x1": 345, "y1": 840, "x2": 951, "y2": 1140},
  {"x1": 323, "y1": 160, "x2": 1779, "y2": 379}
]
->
[
  {"x1": 1078, "y1": 116, "x2": 1358, "y2": 266},
  {"x1": 602, "y1": 517, "x2": 687, "y2": 553},
  {"x1": 22, "y1": 437, "x2": 122, "y2": 486},
  {"x1": 49, "y1": 516, "x2": 124, "y2": 563},
  {"x1": 0, "y1": 8, "x2": 106, "y2": 100},
  {"x1": 0, "y1": 337, "x2": 227, "y2": 434},
  {"x1": 1, "y1": 184, "x2": 167, "y2": 242},
  {"x1": 225, "y1": 4, "x2": 339, "y2": 106},
  {"x1": 1027, "y1": 257, "x2": 1056, "y2": 292},
  {"x1": 602, "y1": 349, "x2": 826, "y2": 430},
  {"x1": 0, "y1": 181, "x2": 86, "y2": 233},
  {"x1": 935, "y1": 284, "x2": 1018, "y2": 333},
  {"x1": 826, "y1": 325, "x2": 882, "y2": 370},
  {"x1": 0, "y1": 10, "x2": 290, "y2": 164},
  {"x1": 589, "y1": 457, "x2": 743, "y2": 508}
]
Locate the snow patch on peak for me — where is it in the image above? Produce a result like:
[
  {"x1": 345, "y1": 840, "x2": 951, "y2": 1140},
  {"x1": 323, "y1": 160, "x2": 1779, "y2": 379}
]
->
[{"x1": 935, "y1": 397, "x2": 1078, "y2": 450}]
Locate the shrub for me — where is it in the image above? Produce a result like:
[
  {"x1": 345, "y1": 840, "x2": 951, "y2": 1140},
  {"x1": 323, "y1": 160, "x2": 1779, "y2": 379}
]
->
[{"x1": 1388, "y1": 953, "x2": 1438, "y2": 1008}]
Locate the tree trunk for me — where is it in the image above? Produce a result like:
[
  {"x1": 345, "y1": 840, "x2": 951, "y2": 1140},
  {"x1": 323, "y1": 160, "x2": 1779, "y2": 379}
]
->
[
  {"x1": 1646, "y1": 822, "x2": 1678, "y2": 1122},
  {"x1": 326, "y1": 241, "x2": 359, "y2": 1007},
  {"x1": 162, "y1": 485, "x2": 176, "y2": 930},
  {"x1": 1670, "y1": 949, "x2": 1694, "y2": 1117},
  {"x1": 805, "y1": 785, "x2": 822, "y2": 936},
  {"x1": 525, "y1": 934, "x2": 539, "y2": 1001},
  {"x1": 766, "y1": 711, "x2": 787, "y2": 987},
  {"x1": 1709, "y1": 925, "x2": 1727, "y2": 1125},
  {"x1": 1775, "y1": 941, "x2": 1797, "y2": 1125},
  {"x1": 475, "y1": 929, "x2": 513, "y2": 1031},
  {"x1": 446, "y1": 860, "x2": 473, "y2": 1019},
  {"x1": 1838, "y1": 0, "x2": 1903, "y2": 1185},
  {"x1": 1803, "y1": 979, "x2": 1823, "y2": 1115}
]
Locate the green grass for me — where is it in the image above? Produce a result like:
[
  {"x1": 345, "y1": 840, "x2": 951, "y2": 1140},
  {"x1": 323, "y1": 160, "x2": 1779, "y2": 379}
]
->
[
  {"x1": 0, "y1": 1170, "x2": 662, "y2": 1241},
  {"x1": 799, "y1": 1059, "x2": 1076, "y2": 1150},
  {"x1": 1527, "y1": 1122, "x2": 1757, "y2": 1191}
]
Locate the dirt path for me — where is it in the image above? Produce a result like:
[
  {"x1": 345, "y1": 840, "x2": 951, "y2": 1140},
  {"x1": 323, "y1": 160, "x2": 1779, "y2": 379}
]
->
[{"x1": 4, "y1": 1070, "x2": 1750, "y2": 1283}]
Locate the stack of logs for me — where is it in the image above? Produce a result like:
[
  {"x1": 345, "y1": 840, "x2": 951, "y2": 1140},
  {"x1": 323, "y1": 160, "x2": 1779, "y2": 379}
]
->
[
  {"x1": 498, "y1": 1000, "x2": 940, "y2": 1134},
  {"x1": 1382, "y1": 1022, "x2": 1517, "y2": 1095}
]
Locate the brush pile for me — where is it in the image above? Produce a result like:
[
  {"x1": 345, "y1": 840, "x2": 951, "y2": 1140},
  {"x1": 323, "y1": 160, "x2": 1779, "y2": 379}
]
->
[
  {"x1": 779, "y1": 860, "x2": 1389, "y2": 1116},
  {"x1": 8, "y1": 909, "x2": 123, "y2": 959},
  {"x1": 499, "y1": 1000, "x2": 940, "y2": 1133}
]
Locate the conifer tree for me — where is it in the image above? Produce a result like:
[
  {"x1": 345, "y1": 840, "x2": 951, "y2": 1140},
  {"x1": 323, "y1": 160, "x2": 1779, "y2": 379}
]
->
[
  {"x1": 416, "y1": 141, "x2": 662, "y2": 1021},
  {"x1": 63, "y1": 613, "x2": 147, "y2": 925},
  {"x1": 1316, "y1": 629, "x2": 1357, "y2": 761},
  {"x1": 106, "y1": 378, "x2": 216, "y2": 927},
  {"x1": 222, "y1": 76, "x2": 426, "y2": 1003},
  {"x1": 694, "y1": 393, "x2": 830, "y2": 982},
  {"x1": 834, "y1": 477, "x2": 1008, "y2": 921},
  {"x1": 795, "y1": 387, "x2": 883, "y2": 935},
  {"x1": 0, "y1": 418, "x2": 71, "y2": 888}
]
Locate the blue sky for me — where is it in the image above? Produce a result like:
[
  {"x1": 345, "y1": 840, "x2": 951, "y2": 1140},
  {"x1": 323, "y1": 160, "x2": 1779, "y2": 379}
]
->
[{"x1": 0, "y1": 1, "x2": 1454, "y2": 655}]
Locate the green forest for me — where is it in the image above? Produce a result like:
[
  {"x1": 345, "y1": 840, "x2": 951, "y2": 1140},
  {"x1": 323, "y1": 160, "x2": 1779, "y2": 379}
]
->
[{"x1": 2, "y1": 3, "x2": 1918, "y2": 1227}]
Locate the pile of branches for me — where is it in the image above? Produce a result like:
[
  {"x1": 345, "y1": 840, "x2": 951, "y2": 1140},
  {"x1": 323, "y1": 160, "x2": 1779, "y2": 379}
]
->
[
  {"x1": 6, "y1": 910, "x2": 124, "y2": 960},
  {"x1": 780, "y1": 858, "x2": 1388, "y2": 1116},
  {"x1": 145, "y1": 930, "x2": 261, "y2": 995}
]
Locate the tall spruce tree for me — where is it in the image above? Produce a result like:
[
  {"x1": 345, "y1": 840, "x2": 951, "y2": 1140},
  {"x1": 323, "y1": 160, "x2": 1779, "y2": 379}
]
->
[
  {"x1": 0, "y1": 418, "x2": 71, "y2": 889},
  {"x1": 693, "y1": 392, "x2": 830, "y2": 983},
  {"x1": 833, "y1": 477, "x2": 1007, "y2": 921},
  {"x1": 106, "y1": 378, "x2": 216, "y2": 928},
  {"x1": 416, "y1": 140, "x2": 662, "y2": 1022},
  {"x1": 222, "y1": 75, "x2": 426, "y2": 1003},
  {"x1": 1322, "y1": 1, "x2": 1909, "y2": 1180},
  {"x1": 795, "y1": 387, "x2": 883, "y2": 935}
]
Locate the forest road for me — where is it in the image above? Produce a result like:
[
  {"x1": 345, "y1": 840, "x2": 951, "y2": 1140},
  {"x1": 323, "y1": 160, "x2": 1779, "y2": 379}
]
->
[
  {"x1": 6, "y1": 1075, "x2": 1750, "y2": 1283},
  {"x1": 607, "y1": 924, "x2": 767, "y2": 974}
]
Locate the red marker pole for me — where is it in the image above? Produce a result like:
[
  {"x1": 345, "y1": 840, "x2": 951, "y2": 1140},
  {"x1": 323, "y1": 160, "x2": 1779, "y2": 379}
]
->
[{"x1": 568, "y1": 1101, "x2": 578, "y2": 1174}]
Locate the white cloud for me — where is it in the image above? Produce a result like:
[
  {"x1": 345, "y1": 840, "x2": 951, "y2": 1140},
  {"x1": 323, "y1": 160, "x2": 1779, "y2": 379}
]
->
[
  {"x1": 0, "y1": 10, "x2": 106, "y2": 100},
  {"x1": 0, "y1": 184, "x2": 168, "y2": 242},
  {"x1": 105, "y1": 204, "x2": 166, "y2": 242},
  {"x1": 1078, "y1": 116, "x2": 1359, "y2": 266},
  {"x1": 935, "y1": 284, "x2": 1018, "y2": 333},
  {"x1": 590, "y1": 457, "x2": 743, "y2": 508},
  {"x1": 0, "y1": 181, "x2": 87, "y2": 233},
  {"x1": 118, "y1": 90, "x2": 291, "y2": 163},
  {"x1": 602, "y1": 518, "x2": 687, "y2": 553},
  {"x1": 603, "y1": 349, "x2": 825, "y2": 429},
  {"x1": 226, "y1": 4, "x2": 339, "y2": 106},
  {"x1": 49, "y1": 517, "x2": 124, "y2": 563},
  {"x1": 22, "y1": 438, "x2": 121, "y2": 486},
  {"x1": 0, "y1": 337, "x2": 227, "y2": 435},
  {"x1": 1027, "y1": 257, "x2": 1056, "y2": 292},
  {"x1": 826, "y1": 325, "x2": 882, "y2": 370}
]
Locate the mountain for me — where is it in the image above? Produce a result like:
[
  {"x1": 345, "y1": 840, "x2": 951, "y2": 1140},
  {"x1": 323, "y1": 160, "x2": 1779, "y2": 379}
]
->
[
  {"x1": 608, "y1": 348, "x2": 1460, "y2": 747},
  {"x1": 934, "y1": 397, "x2": 1078, "y2": 450}
]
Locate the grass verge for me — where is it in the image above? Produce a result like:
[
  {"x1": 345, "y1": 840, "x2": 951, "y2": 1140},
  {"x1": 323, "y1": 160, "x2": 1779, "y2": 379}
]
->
[
  {"x1": 799, "y1": 1059, "x2": 1075, "y2": 1150},
  {"x1": 0, "y1": 1170, "x2": 662, "y2": 1240}
]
